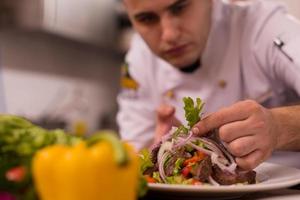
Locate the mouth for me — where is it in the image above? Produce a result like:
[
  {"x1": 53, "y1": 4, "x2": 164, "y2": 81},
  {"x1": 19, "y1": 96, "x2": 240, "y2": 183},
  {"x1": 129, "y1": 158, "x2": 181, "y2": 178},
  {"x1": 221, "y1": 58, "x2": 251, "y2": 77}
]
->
[{"x1": 164, "y1": 44, "x2": 190, "y2": 57}]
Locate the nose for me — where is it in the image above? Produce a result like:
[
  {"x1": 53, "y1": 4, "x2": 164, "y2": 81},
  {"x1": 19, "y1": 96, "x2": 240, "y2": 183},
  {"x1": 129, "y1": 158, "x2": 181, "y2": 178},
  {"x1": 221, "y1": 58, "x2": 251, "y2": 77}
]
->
[{"x1": 161, "y1": 15, "x2": 181, "y2": 45}]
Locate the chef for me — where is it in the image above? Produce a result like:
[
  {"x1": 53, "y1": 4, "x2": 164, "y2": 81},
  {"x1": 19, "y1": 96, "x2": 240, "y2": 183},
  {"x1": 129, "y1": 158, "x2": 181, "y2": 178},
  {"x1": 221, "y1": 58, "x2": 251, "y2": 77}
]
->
[{"x1": 117, "y1": 0, "x2": 300, "y2": 170}]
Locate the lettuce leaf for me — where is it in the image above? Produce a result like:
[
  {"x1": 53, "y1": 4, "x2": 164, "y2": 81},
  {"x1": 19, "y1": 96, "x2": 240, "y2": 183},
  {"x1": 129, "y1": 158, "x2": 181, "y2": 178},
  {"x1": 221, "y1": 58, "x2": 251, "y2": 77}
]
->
[
  {"x1": 139, "y1": 149, "x2": 154, "y2": 174},
  {"x1": 138, "y1": 175, "x2": 148, "y2": 197},
  {"x1": 152, "y1": 172, "x2": 162, "y2": 183}
]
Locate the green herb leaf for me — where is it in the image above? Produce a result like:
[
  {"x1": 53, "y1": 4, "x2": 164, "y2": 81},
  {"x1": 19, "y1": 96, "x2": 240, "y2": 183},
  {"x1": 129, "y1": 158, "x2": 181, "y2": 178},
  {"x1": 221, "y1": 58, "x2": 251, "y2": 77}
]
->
[
  {"x1": 173, "y1": 125, "x2": 189, "y2": 138},
  {"x1": 183, "y1": 97, "x2": 205, "y2": 128}
]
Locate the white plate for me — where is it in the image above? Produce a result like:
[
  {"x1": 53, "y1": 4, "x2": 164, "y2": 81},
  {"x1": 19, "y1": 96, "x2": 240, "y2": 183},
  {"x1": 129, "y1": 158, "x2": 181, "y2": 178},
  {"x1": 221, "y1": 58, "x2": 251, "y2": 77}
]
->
[{"x1": 147, "y1": 162, "x2": 300, "y2": 200}]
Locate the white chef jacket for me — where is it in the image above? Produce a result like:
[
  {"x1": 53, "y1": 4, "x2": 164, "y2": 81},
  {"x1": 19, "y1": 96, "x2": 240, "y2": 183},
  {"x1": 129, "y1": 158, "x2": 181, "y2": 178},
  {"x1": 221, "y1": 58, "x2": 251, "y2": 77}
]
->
[{"x1": 117, "y1": 0, "x2": 300, "y2": 151}]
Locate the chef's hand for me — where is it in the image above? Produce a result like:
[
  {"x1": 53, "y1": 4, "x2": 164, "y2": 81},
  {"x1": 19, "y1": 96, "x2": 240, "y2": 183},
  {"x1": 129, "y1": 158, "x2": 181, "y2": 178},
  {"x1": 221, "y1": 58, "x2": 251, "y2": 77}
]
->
[
  {"x1": 154, "y1": 104, "x2": 181, "y2": 144},
  {"x1": 191, "y1": 100, "x2": 279, "y2": 170}
]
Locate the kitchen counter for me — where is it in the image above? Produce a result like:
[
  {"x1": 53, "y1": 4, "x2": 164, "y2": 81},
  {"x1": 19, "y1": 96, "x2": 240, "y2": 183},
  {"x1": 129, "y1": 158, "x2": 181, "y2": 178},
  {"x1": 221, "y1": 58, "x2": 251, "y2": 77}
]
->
[
  {"x1": 243, "y1": 188, "x2": 300, "y2": 200},
  {"x1": 140, "y1": 186, "x2": 300, "y2": 200}
]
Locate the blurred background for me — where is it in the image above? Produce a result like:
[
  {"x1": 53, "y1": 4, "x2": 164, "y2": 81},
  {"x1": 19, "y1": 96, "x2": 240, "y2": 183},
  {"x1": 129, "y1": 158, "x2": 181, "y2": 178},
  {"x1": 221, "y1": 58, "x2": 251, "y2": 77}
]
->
[{"x1": 0, "y1": 0, "x2": 299, "y2": 135}]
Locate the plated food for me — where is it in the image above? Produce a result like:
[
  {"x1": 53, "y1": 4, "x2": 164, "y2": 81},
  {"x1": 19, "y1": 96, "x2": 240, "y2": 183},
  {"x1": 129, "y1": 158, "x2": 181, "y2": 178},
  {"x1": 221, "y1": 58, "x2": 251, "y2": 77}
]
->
[{"x1": 140, "y1": 97, "x2": 256, "y2": 186}]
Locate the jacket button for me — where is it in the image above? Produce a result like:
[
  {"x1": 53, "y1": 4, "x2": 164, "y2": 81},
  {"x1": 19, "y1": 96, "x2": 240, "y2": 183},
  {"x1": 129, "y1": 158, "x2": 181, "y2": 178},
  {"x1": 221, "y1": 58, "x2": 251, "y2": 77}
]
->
[
  {"x1": 218, "y1": 80, "x2": 227, "y2": 89},
  {"x1": 165, "y1": 90, "x2": 175, "y2": 99}
]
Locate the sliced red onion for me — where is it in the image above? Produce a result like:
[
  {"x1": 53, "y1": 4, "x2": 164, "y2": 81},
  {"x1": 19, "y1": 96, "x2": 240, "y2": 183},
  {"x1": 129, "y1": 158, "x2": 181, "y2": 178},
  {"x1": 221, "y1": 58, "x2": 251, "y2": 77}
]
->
[
  {"x1": 195, "y1": 137, "x2": 226, "y2": 159},
  {"x1": 227, "y1": 162, "x2": 238, "y2": 174},
  {"x1": 197, "y1": 138, "x2": 237, "y2": 170},
  {"x1": 158, "y1": 152, "x2": 170, "y2": 183},
  {"x1": 174, "y1": 136, "x2": 226, "y2": 161},
  {"x1": 211, "y1": 153, "x2": 236, "y2": 174},
  {"x1": 221, "y1": 141, "x2": 236, "y2": 165},
  {"x1": 186, "y1": 141, "x2": 214, "y2": 156},
  {"x1": 208, "y1": 176, "x2": 220, "y2": 186},
  {"x1": 202, "y1": 138, "x2": 237, "y2": 173},
  {"x1": 157, "y1": 126, "x2": 239, "y2": 180},
  {"x1": 206, "y1": 132, "x2": 236, "y2": 166},
  {"x1": 157, "y1": 141, "x2": 173, "y2": 163},
  {"x1": 161, "y1": 127, "x2": 178, "y2": 143},
  {"x1": 173, "y1": 131, "x2": 194, "y2": 149},
  {"x1": 190, "y1": 137, "x2": 237, "y2": 174}
]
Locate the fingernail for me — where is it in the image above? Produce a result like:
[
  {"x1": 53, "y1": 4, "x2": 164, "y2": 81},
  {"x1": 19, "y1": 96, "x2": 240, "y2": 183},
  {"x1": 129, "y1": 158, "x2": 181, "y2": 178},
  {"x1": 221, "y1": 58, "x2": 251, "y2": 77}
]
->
[
  {"x1": 166, "y1": 106, "x2": 173, "y2": 113},
  {"x1": 192, "y1": 127, "x2": 199, "y2": 134}
]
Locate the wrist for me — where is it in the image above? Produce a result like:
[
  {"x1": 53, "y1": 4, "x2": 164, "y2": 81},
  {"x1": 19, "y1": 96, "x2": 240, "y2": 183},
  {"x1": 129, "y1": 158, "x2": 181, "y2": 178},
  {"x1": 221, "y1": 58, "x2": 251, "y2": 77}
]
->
[
  {"x1": 270, "y1": 108, "x2": 286, "y2": 150},
  {"x1": 270, "y1": 106, "x2": 300, "y2": 151}
]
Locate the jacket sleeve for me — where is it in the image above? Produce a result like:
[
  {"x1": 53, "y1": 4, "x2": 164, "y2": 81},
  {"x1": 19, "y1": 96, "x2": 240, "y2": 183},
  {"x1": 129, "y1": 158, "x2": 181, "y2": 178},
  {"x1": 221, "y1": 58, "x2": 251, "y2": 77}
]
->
[
  {"x1": 117, "y1": 34, "x2": 158, "y2": 150},
  {"x1": 250, "y1": 2, "x2": 300, "y2": 97}
]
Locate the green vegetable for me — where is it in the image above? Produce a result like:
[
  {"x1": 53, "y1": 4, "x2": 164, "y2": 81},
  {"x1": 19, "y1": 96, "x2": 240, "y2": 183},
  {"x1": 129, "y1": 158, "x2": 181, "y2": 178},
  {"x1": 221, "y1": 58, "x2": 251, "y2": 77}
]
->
[
  {"x1": 194, "y1": 139, "x2": 205, "y2": 148},
  {"x1": 185, "y1": 145, "x2": 194, "y2": 152},
  {"x1": 166, "y1": 175, "x2": 185, "y2": 184},
  {"x1": 138, "y1": 175, "x2": 148, "y2": 197},
  {"x1": 0, "y1": 115, "x2": 82, "y2": 199},
  {"x1": 0, "y1": 115, "x2": 81, "y2": 158},
  {"x1": 173, "y1": 158, "x2": 184, "y2": 175},
  {"x1": 173, "y1": 125, "x2": 189, "y2": 138},
  {"x1": 0, "y1": 115, "x2": 147, "y2": 199},
  {"x1": 138, "y1": 149, "x2": 154, "y2": 197},
  {"x1": 183, "y1": 97, "x2": 205, "y2": 128},
  {"x1": 139, "y1": 149, "x2": 154, "y2": 174},
  {"x1": 166, "y1": 175, "x2": 197, "y2": 185},
  {"x1": 152, "y1": 172, "x2": 162, "y2": 183},
  {"x1": 163, "y1": 154, "x2": 172, "y2": 168}
]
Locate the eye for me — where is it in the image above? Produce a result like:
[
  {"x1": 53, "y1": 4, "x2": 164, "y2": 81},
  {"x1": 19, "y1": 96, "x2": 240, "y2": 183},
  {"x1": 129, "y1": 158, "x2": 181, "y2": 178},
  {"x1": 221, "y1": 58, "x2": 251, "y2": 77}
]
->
[
  {"x1": 170, "y1": 1, "x2": 189, "y2": 15},
  {"x1": 135, "y1": 13, "x2": 159, "y2": 25}
]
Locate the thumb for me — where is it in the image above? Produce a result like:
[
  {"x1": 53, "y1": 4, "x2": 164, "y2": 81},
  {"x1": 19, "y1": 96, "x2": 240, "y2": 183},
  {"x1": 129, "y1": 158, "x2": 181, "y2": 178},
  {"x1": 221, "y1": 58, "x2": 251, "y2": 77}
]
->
[
  {"x1": 154, "y1": 105, "x2": 181, "y2": 143},
  {"x1": 156, "y1": 104, "x2": 175, "y2": 122}
]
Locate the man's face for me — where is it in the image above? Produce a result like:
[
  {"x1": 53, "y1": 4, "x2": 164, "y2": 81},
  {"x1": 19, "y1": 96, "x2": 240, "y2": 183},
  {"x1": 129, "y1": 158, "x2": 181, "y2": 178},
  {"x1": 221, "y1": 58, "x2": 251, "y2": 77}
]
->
[{"x1": 124, "y1": 0, "x2": 213, "y2": 69}]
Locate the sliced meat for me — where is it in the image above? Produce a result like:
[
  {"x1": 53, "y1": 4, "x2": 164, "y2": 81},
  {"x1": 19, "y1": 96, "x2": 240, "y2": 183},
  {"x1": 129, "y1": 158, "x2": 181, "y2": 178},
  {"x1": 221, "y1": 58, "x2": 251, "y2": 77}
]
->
[
  {"x1": 205, "y1": 129, "x2": 235, "y2": 163},
  {"x1": 190, "y1": 156, "x2": 212, "y2": 182},
  {"x1": 150, "y1": 142, "x2": 162, "y2": 164},
  {"x1": 212, "y1": 165, "x2": 256, "y2": 185},
  {"x1": 143, "y1": 142, "x2": 161, "y2": 176},
  {"x1": 235, "y1": 169, "x2": 256, "y2": 184},
  {"x1": 143, "y1": 163, "x2": 158, "y2": 176}
]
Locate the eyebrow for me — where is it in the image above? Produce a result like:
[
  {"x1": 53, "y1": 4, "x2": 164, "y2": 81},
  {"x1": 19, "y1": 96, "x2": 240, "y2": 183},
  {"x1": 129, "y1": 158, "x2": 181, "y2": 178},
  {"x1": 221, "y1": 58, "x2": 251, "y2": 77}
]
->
[
  {"x1": 133, "y1": 0, "x2": 187, "y2": 19},
  {"x1": 167, "y1": 0, "x2": 187, "y2": 11}
]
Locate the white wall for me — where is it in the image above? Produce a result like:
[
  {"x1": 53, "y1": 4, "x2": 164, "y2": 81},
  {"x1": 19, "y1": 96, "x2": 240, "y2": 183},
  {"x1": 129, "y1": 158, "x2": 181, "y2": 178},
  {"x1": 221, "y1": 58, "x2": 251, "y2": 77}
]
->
[
  {"x1": 271, "y1": 0, "x2": 300, "y2": 19},
  {"x1": 0, "y1": 30, "x2": 122, "y2": 133},
  {"x1": 43, "y1": 0, "x2": 117, "y2": 47}
]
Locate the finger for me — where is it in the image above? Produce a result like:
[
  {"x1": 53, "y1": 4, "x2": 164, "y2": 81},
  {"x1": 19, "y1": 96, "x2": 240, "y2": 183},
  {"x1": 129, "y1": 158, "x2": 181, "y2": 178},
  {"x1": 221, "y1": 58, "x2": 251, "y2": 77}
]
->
[
  {"x1": 227, "y1": 136, "x2": 257, "y2": 157},
  {"x1": 236, "y1": 149, "x2": 264, "y2": 170},
  {"x1": 219, "y1": 119, "x2": 255, "y2": 143},
  {"x1": 192, "y1": 104, "x2": 250, "y2": 136},
  {"x1": 156, "y1": 104, "x2": 175, "y2": 122},
  {"x1": 154, "y1": 118, "x2": 181, "y2": 143},
  {"x1": 154, "y1": 123, "x2": 171, "y2": 143},
  {"x1": 154, "y1": 105, "x2": 179, "y2": 143},
  {"x1": 172, "y1": 117, "x2": 182, "y2": 127}
]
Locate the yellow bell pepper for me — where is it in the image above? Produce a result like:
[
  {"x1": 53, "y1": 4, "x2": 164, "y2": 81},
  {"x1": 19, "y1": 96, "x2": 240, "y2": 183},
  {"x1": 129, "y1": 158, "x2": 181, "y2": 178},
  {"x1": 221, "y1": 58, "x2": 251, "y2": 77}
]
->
[{"x1": 32, "y1": 133, "x2": 139, "y2": 200}]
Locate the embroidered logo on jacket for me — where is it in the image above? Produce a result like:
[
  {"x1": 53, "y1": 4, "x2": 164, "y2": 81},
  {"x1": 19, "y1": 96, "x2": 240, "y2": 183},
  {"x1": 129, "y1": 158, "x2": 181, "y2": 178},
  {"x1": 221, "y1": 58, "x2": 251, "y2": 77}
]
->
[{"x1": 120, "y1": 63, "x2": 139, "y2": 91}]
